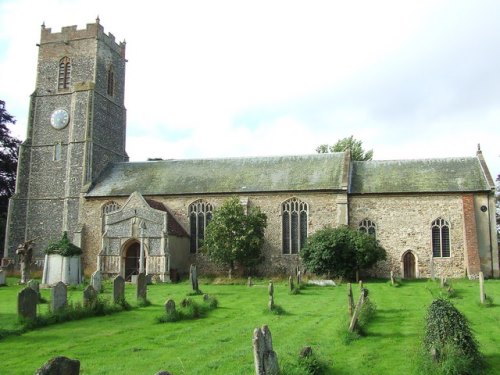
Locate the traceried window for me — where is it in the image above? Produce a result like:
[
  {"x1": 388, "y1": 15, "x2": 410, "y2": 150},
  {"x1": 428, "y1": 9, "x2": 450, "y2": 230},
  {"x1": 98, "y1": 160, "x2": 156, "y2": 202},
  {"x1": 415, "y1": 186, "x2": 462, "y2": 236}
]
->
[
  {"x1": 107, "y1": 65, "x2": 114, "y2": 96},
  {"x1": 101, "y1": 201, "x2": 121, "y2": 233},
  {"x1": 282, "y1": 198, "x2": 308, "y2": 254},
  {"x1": 58, "y1": 57, "x2": 71, "y2": 90},
  {"x1": 431, "y1": 218, "x2": 450, "y2": 257},
  {"x1": 359, "y1": 219, "x2": 376, "y2": 237},
  {"x1": 189, "y1": 200, "x2": 213, "y2": 253}
]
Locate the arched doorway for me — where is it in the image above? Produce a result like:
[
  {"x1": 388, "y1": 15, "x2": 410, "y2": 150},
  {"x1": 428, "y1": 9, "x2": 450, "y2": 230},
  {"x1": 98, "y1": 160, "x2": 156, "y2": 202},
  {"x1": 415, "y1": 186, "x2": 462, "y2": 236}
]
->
[
  {"x1": 124, "y1": 241, "x2": 144, "y2": 281},
  {"x1": 403, "y1": 251, "x2": 416, "y2": 279}
]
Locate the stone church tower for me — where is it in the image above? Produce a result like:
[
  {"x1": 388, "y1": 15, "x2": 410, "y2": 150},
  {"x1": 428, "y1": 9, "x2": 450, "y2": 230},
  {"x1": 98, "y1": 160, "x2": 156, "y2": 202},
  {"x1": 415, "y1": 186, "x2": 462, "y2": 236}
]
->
[{"x1": 3, "y1": 19, "x2": 128, "y2": 259}]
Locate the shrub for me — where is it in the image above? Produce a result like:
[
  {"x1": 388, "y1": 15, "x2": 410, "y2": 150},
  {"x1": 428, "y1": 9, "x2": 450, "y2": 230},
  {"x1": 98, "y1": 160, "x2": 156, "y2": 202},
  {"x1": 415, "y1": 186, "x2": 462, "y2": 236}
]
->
[
  {"x1": 423, "y1": 298, "x2": 484, "y2": 374},
  {"x1": 156, "y1": 296, "x2": 219, "y2": 323}
]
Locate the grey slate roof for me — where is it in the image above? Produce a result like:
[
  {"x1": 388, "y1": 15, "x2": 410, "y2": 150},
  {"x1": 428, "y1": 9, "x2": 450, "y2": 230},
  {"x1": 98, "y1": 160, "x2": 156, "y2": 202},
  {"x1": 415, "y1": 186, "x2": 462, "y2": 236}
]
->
[
  {"x1": 87, "y1": 153, "x2": 347, "y2": 197},
  {"x1": 349, "y1": 157, "x2": 491, "y2": 194}
]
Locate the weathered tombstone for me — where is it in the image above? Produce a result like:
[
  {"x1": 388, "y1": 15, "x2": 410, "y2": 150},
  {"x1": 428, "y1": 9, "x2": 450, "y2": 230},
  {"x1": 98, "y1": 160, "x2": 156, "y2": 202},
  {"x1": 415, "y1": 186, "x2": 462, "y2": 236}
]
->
[
  {"x1": 359, "y1": 280, "x2": 363, "y2": 289},
  {"x1": 91, "y1": 270, "x2": 102, "y2": 293},
  {"x1": 16, "y1": 239, "x2": 35, "y2": 284},
  {"x1": 136, "y1": 272, "x2": 147, "y2": 301},
  {"x1": 390, "y1": 271, "x2": 395, "y2": 286},
  {"x1": 35, "y1": 356, "x2": 80, "y2": 375},
  {"x1": 51, "y1": 281, "x2": 67, "y2": 312},
  {"x1": 347, "y1": 283, "x2": 354, "y2": 317},
  {"x1": 113, "y1": 275, "x2": 125, "y2": 304},
  {"x1": 27, "y1": 279, "x2": 41, "y2": 301},
  {"x1": 479, "y1": 271, "x2": 485, "y2": 304},
  {"x1": 189, "y1": 264, "x2": 199, "y2": 291},
  {"x1": 297, "y1": 270, "x2": 302, "y2": 286},
  {"x1": 440, "y1": 276, "x2": 446, "y2": 288},
  {"x1": 0, "y1": 269, "x2": 6, "y2": 285},
  {"x1": 83, "y1": 285, "x2": 98, "y2": 307},
  {"x1": 349, "y1": 288, "x2": 368, "y2": 332},
  {"x1": 146, "y1": 274, "x2": 153, "y2": 285},
  {"x1": 268, "y1": 281, "x2": 274, "y2": 310},
  {"x1": 289, "y1": 276, "x2": 294, "y2": 292},
  {"x1": 248, "y1": 276, "x2": 253, "y2": 287},
  {"x1": 253, "y1": 325, "x2": 280, "y2": 375},
  {"x1": 17, "y1": 287, "x2": 38, "y2": 320},
  {"x1": 165, "y1": 299, "x2": 176, "y2": 314},
  {"x1": 203, "y1": 293, "x2": 210, "y2": 301}
]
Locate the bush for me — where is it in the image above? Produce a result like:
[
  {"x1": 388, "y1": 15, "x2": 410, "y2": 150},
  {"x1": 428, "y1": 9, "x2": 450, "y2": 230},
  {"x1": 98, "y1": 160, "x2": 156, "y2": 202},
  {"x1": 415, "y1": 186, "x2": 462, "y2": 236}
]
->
[
  {"x1": 156, "y1": 296, "x2": 219, "y2": 323},
  {"x1": 422, "y1": 298, "x2": 484, "y2": 374}
]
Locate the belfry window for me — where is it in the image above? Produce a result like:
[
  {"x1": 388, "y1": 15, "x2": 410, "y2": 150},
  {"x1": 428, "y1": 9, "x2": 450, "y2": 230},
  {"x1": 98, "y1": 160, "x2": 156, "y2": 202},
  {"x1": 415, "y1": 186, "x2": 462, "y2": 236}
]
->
[
  {"x1": 189, "y1": 200, "x2": 213, "y2": 253},
  {"x1": 107, "y1": 65, "x2": 114, "y2": 96},
  {"x1": 101, "y1": 201, "x2": 121, "y2": 233},
  {"x1": 58, "y1": 57, "x2": 71, "y2": 90},
  {"x1": 359, "y1": 219, "x2": 376, "y2": 237},
  {"x1": 282, "y1": 198, "x2": 308, "y2": 254},
  {"x1": 431, "y1": 218, "x2": 450, "y2": 257}
]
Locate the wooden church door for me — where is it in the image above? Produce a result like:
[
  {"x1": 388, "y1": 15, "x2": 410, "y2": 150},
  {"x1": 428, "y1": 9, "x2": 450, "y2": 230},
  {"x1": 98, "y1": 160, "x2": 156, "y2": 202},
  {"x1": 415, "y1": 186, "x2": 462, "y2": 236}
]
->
[
  {"x1": 125, "y1": 242, "x2": 142, "y2": 281},
  {"x1": 403, "y1": 251, "x2": 416, "y2": 279}
]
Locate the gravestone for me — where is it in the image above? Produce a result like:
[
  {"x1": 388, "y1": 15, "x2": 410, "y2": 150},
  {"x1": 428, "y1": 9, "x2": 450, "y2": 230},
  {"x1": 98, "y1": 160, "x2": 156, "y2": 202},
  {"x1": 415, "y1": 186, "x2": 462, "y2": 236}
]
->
[
  {"x1": 83, "y1": 285, "x2": 98, "y2": 307},
  {"x1": 17, "y1": 287, "x2": 38, "y2": 320},
  {"x1": 28, "y1": 279, "x2": 41, "y2": 301},
  {"x1": 248, "y1": 276, "x2": 253, "y2": 287},
  {"x1": 165, "y1": 299, "x2": 176, "y2": 314},
  {"x1": 347, "y1": 283, "x2": 354, "y2": 317},
  {"x1": 289, "y1": 276, "x2": 294, "y2": 292},
  {"x1": 359, "y1": 280, "x2": 363, "y2": 289},
  {"x1": 113, "y1": 275, "x2": 125, "y2": 304},
  {"x1": 268, "y1": 281, "x2": 274, "y2": 310},
  {"x1": 297, "y1": 270, "x2": 302, "y2": 286},
  {"x1": 51, "y1": 281, "x2": 67, "y2": 312},
  {"x1": 155, "y1": 371, "x2": 173, "y2": 375},
  {"x1": 0, "y1": 269, "x2": 6, "y2": 285},
  {"x1": 390, "y1": 271, "x2": 394, "y2": 286},
  {"x1": 253, "y1": 325, "x2": 279, "y2": 375},
  {"x1": 479, "y1": 271, "x2": 485, "y2": 304},
  {"x1": 203, "y1": 293, "x2": 210, "y2": 301},
  {"x1": 35, "y1": 356, "x2": 80, "y2": 375},
  {"x1": 91, "y1": 270, "x2": 102, "y2": 293},
  {"x1": 189, "y1": 264, "x2": 199, "y2": 292},
  {"x1": 136, "y1": 272, "x2": 147, "y2": 301}
]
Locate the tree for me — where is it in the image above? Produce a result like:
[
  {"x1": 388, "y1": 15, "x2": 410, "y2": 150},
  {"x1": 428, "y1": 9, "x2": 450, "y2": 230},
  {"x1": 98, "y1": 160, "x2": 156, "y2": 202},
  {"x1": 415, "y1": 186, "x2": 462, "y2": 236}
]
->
[
  {"x1": 316, "y1": 135, "x2": 373, "y2": 161},
  {"x1": 0, "y1": 100, "x2": 21, "y2": 254},
  {"x1": 203, "y1": 197, "x2": 267, "y2": 276},
  {"x1": 300, "y1": 226, "x2": 386, "y2": 280}
]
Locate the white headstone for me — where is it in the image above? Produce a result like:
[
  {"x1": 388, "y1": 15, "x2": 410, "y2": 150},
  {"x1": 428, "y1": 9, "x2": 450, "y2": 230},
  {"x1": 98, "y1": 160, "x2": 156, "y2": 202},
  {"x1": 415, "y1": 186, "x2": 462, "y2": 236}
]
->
[
  {"x1": 91, "y1": 270, "x2": 102, "y2": 293},
  {"x1": 0, "y1": 269, "x2": 6, "y2": 285}
]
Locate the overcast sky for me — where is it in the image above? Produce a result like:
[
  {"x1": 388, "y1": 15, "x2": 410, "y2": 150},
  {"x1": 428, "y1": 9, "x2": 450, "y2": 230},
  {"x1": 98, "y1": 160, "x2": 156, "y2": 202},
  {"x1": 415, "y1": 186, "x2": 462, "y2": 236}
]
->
[{"x1": 0, "y1": 0, "x2": 499, "y2": 179}]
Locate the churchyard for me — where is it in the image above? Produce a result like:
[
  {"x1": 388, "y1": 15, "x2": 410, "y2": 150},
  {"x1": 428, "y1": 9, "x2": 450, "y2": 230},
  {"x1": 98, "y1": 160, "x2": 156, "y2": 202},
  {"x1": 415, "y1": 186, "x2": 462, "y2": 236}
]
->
[{"x1": 0, "y1": 276, "x2": 499, "y2": 374}]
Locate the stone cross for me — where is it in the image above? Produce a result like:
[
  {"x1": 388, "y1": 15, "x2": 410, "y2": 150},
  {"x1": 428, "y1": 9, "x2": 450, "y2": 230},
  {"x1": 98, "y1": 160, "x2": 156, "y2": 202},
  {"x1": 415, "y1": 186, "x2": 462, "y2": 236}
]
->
[
  {"x1": 83, "y1": 285, "x2": 98, "y2": 307},
  {"x1": 349, "y1": 288, "x2": 368, "y2": 332},
  {"x1": 16, "y1": 239, "x2": 35, "y2": 284},
  {"x1": 189, "y1": 264, "x2": 199, "y2": 292},
  {"x1": 113, "y1": 275, "x2": 125, "y2": 304},
  {"x1": 347, "y1": 283, "x2": 354, "y2": 317},
  {"x1": 268, "y1": 281, "x2": 274, "y2": 310},
  {"x1": 34, "y1": 356, "x2": 80, "y2": 375},
  {"x1": 165, "y1": 299, "x2": 176, "y2": 314},
  {"x1": 51, "y1": 281, "x2": 67, "y2": 312},
  {"x1": 17, "y1": 286, "x2": 38, "y2": 320},
  {"x1": 253, "y1": 325, "x2": 279, "y2": 375},
  {"x1": 136, "y1": 272, "x2": 147, "y2": 301},
  {"x1": 289, "y1": 276, "x2": 294, "y2": 292},
  {"x1": 91, "y1": 270, "x2": 102, "y2": 293},
  {"x1": 479, "y1": 271, "x2": 485, "y2": 304},
  {"x1": 0, "y1": 269, "x2": 6, "y2": 285}
]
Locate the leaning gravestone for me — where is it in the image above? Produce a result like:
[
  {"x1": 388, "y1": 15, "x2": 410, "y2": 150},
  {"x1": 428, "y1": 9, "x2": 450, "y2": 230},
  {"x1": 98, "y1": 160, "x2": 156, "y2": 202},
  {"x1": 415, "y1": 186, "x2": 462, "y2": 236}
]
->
[
  {"x1": 253, "y1": 325, "x2": 280, "y2": 375},
  {"x1": 35, "y1": 356, "x2": 80, "y2": 375},
  {"x1": 83, "y1": 285, "x2": 98, "y2": 307},
  {"x1": 268, "y1": 281, "x2": 274, "y2": 310},
  {"x1": 289, "y1": 276, "x2": 294, "y2": 292},
  {"x1": 113, "y1": 275, "x2": 125, "y2": 304},
  {"x1": 27, "y1": 279, "x2": 41, "y2": 301},
  {"x1": 0, "y1": 269, "x2": 6, "y2": 285},
  {"x1": 136, "y1": 272, "x2": 147, "y2": 301},
  {"x1": 51, "y1": 281, "x2": 67, "y2": 312},
  {"x1": 90, "y1": 270, "x2": 102, "y2": 293},
  {"x1": 17, "y1": 287, "x2": 38, "y2": 320},
  {"x1": 165, "y1": 299, "x2": 176, "y2": 314}
]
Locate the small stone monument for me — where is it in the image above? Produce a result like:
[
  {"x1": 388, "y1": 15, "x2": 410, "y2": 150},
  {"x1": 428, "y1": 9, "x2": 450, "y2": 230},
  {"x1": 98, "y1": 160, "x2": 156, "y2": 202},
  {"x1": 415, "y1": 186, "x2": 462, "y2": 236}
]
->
[
  {"x1": 479, "y1": 271, "x2": 485, "y2": 304},
  {"x1": 17, "y1": 287, "x2": 38, "y2": 320},
  {"x1": 248, "y1": 276, "x2": 253, "y2": 287},
  {"x1": 189, "y1": 264, "x2": 199, "y2": 292},
  {"x1": 297, "y1": 270, "x2": 302, "y2": 286},
  {"x1": 35, "y1": 356, "x2": 80, "y2": 375},
  {"x1": 390, "y1": 271, "x2": 395, "y2": 286},
  {"x1": 268, "y1": 281, "x2": 274, "y2": 310},
  {"x1": 0, "y1": 269, "x2": 6, "y2": 285},
  {"x1": 28, "y1": 279, "x2": 41, "y2": 301},
  {"x1": 253, "y1": 325, "x2": 279, "y2": 375},
  {"x1": 137, "y1": 272, "x2": 147, "y2": 301},
  {"x1": 51, "y1": 281, "x2": 67, "y2": 312},
  {"x1": 91, "y1": 270, "x2": 102, "y2": 293},
  {"x1": 289, "y1": 276, "x2": 294, "y2": 292},
  {"x1": 113, "y1": 275, "x2": 125, "y2": 304},
  {"x1": 359, "y1": 280, "x2": 363, "y2": 289},
  {"x1": 83, "y1": 285, "x2": 98, "y2": 307},
  {"x1": 165, "y1": 299, "x2": 176, "y2": 314}
]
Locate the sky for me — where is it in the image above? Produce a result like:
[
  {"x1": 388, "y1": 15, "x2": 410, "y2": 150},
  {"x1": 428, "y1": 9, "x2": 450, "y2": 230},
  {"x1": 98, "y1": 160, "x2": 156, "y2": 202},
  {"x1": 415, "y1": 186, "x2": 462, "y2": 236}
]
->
[{"x1": 0, "y1": 0, "x2": 499, "y2": 180}]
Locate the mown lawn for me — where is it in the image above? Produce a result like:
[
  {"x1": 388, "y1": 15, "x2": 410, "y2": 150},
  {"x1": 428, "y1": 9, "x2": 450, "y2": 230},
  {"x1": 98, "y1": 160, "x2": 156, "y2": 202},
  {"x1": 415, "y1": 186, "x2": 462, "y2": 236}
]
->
[{"x1": 0, "y1": 277, "x2": 498, "y2": 374}]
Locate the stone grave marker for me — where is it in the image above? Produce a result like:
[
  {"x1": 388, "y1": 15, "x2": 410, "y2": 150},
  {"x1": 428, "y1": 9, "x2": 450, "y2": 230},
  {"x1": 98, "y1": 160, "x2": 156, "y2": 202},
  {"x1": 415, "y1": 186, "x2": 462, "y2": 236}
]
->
[
  {"x1": 28, "y1": 279, "x2": 41, "y2": 301},
  {"x1": 0, "y1": 269, "x2": 6, "y2": 285},
  {"x1": 390, "y1": 271, "x2": 395, "y2": 286},
  {"x1": 35, "y1": 356, "x2": 80, "y2": 375},
  {"x1": 347, "y1": 283, "x2": 354, "y2": 317},
  {"x1": 165, "y1": 299, "x2": 176, "y2": 314},
  {"x1": 91, "y1": 270, "x2": 102, "y2": 293},
  {"x1": 297, "y1": 270, "x2": 302, "y2": 286},
  {"x1": 113, "y1": 275, "x2": 125, "y2": 304},
  {"x1": 136, "y1": 272, "x2": 147, "y2": 300},
  {"x1": 189, "y1": 264, "x2": 199, "y2": 292},
  {"x1": 289, "y1": 276, "x2": 294, "y2": 292},
  {"x1": 17, "y1": 286, "x2": 38, "y2": 320},
  {"x1": 268, "y1": 281, "x2": 274, "y2": 310},
  {"x1": 253, "y1": 325, "x2": 279, "y2": 375},
  {"x1": 51, "y1": 281, "x2": 67, "y2": 312},
  {"x1": 248, "y1": 276, "x2": 253, "y2": 287},
  {"x1": 83, "y1": 285, "x2": 98, "y2": 307},
  {"x1": 479, "y1": 271, "x2": 485, "y2": 304}
]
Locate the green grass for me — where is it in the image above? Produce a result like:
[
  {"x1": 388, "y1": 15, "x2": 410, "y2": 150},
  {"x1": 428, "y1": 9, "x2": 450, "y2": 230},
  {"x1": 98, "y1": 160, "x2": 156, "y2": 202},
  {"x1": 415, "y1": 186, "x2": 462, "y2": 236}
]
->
[{"x1": 0, "y1": 277, "x2": 498, "y2": 374}]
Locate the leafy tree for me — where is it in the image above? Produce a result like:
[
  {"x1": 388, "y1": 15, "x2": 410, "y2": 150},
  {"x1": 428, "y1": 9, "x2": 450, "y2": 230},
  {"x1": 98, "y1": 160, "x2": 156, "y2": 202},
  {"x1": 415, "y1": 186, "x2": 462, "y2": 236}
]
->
[
  {"x1": 316, "y1": 135, "x2": 373, "y2": 161},
  {"x1": 0, "y1": 100, "x2": 21, "y2": 254},
  {"x1": 300, "y1": 226, "x2": 386, "y2": 280},
  {"x1": 203, "y1": 197, "x2": 267, "y2": 276}
]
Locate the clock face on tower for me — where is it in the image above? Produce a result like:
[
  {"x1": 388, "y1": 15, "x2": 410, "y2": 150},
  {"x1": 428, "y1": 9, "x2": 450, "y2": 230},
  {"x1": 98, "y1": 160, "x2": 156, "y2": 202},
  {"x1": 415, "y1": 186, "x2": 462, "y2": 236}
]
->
[{"x1": 50, "y1": 109, "x2": 70, "y2": 130}]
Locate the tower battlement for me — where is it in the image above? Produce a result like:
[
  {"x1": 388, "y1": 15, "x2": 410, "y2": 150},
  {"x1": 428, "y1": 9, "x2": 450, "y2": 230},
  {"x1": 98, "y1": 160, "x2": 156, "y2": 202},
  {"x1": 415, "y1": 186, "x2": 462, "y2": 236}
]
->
[{"x1": 40, "y1": 19, "x2": 125, "y2": 56}]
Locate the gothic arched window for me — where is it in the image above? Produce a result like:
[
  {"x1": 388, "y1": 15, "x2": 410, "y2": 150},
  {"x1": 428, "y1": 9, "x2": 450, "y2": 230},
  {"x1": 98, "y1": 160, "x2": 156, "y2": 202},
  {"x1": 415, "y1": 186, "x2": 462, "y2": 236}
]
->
[
  {"x1": 359, "y1": 219, "x2": 376, "y2": 237},
  {"x1": 58, "y1": 57, "x2": 71, "y2": 90},
  {"x1": 189, "y1": 200, "x2": 213, "y2": 253},
  {"x1": 101, "y1": 201, "x2": 121, "y2": 233},
  {"x1": 107, "y1": 65, "x2": 114, "y2": 96},
  {"x1": 431, "y1": 218, "x2": 450, "y2": 257},
  {"x1": 282, "y1": 198, "x2": 308, "y2": 254}
]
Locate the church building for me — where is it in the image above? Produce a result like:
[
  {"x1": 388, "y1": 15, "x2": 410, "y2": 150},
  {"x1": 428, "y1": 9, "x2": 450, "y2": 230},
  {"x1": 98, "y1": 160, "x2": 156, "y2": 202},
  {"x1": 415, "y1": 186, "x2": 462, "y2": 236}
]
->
[{"x1": 3, "y1": 20, "x2": 498, "y2": 281}]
